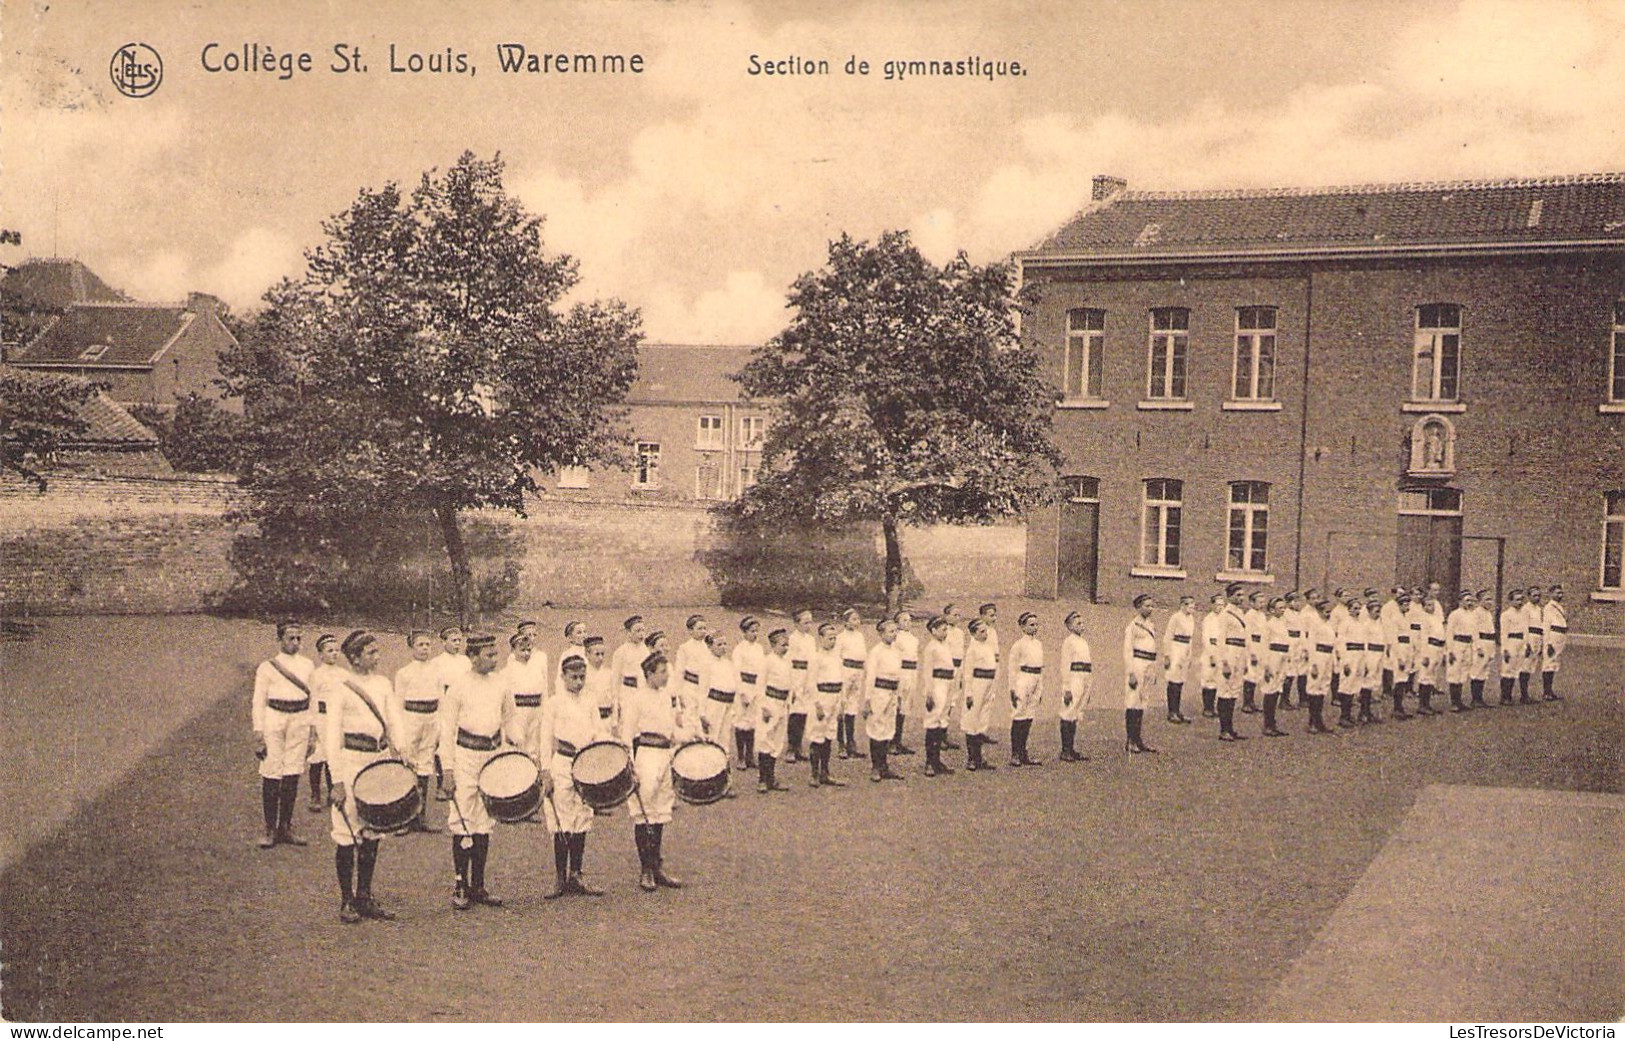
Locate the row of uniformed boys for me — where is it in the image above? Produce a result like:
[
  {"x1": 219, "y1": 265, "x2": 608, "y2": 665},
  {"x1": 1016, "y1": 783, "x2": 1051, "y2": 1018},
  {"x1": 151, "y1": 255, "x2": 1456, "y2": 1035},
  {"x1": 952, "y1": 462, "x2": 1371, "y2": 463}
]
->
[{"x1": 1139, "y1": 581, "x2": 1571, "y2": 744}]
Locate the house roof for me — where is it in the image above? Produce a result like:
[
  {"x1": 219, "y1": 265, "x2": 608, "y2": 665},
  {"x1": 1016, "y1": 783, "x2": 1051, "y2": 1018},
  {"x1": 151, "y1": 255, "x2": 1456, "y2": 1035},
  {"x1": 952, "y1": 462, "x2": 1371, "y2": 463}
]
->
[
  {"x1": 1022, "y1": 172, "x2": 1625, "y2": 264},
  {"x1": 1, "y1": 367, "x2": 159, "y2": 447},
  {"x1": 10, "y1": 303, "x2": 194, "y2": 368},
  {"x1": 630, "y1": 344, "x2": 759, "y2": 404},
  {"x1": 1, "y1": 258, "x2": 127, "y2": 310}
]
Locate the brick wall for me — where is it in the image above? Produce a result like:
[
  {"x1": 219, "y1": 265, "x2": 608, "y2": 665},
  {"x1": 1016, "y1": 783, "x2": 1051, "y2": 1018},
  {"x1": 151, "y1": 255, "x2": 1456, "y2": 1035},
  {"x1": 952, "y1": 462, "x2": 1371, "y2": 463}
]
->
[
  {"x1": 1021, "y1": 254, "x2": 1625, "y2": 634},
  {"x1": 0, "y1": 475, "x2": 1026, "y2": 615}
]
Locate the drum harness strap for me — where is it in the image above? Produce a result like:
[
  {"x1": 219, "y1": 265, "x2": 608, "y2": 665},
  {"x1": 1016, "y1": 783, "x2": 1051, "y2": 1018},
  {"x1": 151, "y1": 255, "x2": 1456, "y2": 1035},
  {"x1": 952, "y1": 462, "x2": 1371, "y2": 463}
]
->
[
  {"x1": 265, "y1": 659, "x2": 311, "y2": 713},
  {"x1": 341, "y1": 678, "x2": 392, "y2": 749}
]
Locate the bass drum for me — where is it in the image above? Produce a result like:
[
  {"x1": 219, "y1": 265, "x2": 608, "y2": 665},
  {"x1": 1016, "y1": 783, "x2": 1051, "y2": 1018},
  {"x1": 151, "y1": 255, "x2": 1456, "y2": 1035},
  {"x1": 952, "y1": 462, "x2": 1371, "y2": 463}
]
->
[{"x1": 671, "y1": 740, "x2": 731, "y2": 805}]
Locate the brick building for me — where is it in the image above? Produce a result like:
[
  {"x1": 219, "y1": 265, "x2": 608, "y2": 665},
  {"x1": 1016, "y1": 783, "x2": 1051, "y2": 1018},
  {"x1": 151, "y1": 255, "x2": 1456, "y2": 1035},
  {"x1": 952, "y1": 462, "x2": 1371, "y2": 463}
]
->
[
  {"x1": 540, "y1": 343, "x2": 770, "y2": 503},
  {"x1": 1018, "y1": 173, "x2": 1625, "y2": 633},
  {"x1": 7, "y1": 291, "x2": 240, "y2": 413}
]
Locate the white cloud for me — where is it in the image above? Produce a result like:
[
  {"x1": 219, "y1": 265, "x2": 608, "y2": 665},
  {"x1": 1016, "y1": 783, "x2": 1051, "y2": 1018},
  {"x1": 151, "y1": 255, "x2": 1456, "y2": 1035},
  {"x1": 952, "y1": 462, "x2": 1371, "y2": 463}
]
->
[{"x1": 642, "y1": 270, "x2": 787, "y2": 345}]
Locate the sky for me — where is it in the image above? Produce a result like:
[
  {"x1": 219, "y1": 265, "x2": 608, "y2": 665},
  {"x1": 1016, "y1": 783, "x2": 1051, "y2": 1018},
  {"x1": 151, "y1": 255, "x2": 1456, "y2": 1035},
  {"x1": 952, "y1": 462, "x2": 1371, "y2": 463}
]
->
[{"x1": 3, "y1": 0, "x2": 1622, "y2": 343}]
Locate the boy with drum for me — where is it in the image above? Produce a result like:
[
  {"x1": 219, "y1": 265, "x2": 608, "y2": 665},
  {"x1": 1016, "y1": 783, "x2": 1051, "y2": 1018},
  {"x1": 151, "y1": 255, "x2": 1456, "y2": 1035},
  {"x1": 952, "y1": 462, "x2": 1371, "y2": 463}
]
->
[
  {"x1": 326, "y1": 630, "x2": 398, "y2": 923},
  {"x1": 621, "y1": 651, "x2": 696, "y2": 891},
  {"x1": 439, "y1": 633, "x2": 514, "y2": 910},
  {"x1": 537, "y1": 654, "x2": 616, "y2": 898}
]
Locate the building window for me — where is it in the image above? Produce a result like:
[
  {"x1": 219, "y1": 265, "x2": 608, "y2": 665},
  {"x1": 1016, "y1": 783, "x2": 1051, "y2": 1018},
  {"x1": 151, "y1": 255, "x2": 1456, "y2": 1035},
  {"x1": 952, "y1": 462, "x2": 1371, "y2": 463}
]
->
[
  {"x1": 1413, "y1": 304, "x2": 1462, "y2": 402},
  {"x1": 740, "y1": 415, "x2": 765, "y2": 449},
  {"x1": 1063, "y1": 475, "x2": 1100, "y2": 503},
  {"x1": 1226, "y1": 481, "x2": 1270, "y2": 573},
  {"x1": 696, "y1": 456, "x2": 725, "y2": 499},
  {"x1": 1232, "y1": 307, "x2": 1276, "y2": 401},
  {"x1": 739, "y1": 464, "x2": 759, "y2": 492},
  {"x1": 1140, "y1": 478, "x2": 1183, "y2": 568},
  {"x1": 634, "y1": 442, "x2": 661, "y2": 488},
  {"x1": 1398, "y1": 486, "x2": 1462, "y2": 516},
  {"x1": 1603, "y1": 491, "x2": 1624, "y2": 590},
  {"x1": 1064, "y1": 308, "x2": 1105, "y2": 400},
  {"x1": 1611, "y1": 303, "x2": 1624, "y2": 404},
  {"x1": 697, "y1": 415, "x2": 724, "y2": 449},
  {"x1": 557, "y1": 466, "x2": 590, "y2": 489},
  {"x1": 1147, "y1": 308, "x2": 1189, "y2": 400}
]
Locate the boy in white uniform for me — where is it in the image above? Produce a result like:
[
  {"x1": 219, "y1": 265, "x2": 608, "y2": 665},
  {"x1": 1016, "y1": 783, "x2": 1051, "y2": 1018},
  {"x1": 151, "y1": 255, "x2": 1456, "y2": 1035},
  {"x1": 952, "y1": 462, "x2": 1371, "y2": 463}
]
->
[
  {"x1": 1059, "y1": 610, "x2": 1094, "y2": 760},
  {"x1": 1006, "y1": 611, "x2": 1045, "y2": 767},
  {"x1": 306, "y1": 633, "x2": 344, "y2": 813},
  {"x1": 835, "y1": 609, "x2": 868, "y2": 759},
  {"x1": 700, "y1": 632, "x2": 739, "y2": 743},
  {"x1": 1541, "y1": 585, "x2": 1568, "y2": 700},
  {"x1": 621, "y1": 651, "x2": 695, "y2": 891},
  {"x1": 807, "y1": 623, "x2": 848, "y2": 788},
  {"x1": 1199, "y1": 594, "x2": 1226, "y2": 719},
  {"x1": 756, "y1": 629, "x2": 795, "y2": 793},
  {"x1": 440, "y1": 633, "x2": 513, "y2": 909},
  {"x1": 732, "y1": 616, "x2": 766, "y2": 770},
  {"x1": 785, "y1": 609, "x2": 816, "y2": 763},
  {"x1": 1122, "y1": 594, "x2": 1159, "y2": 754},
  {"x1": 919, "y1": 617, "x2": 957, "y2": 776},
  {"x1": 1162, "y1": 595, "x2": 1195, "y2": 724},
  {"x1": 1444, "y1": 590, "x2": 1477, "y2": 714},
  {"x1": 961, "y1": 619, "x2": 999, "y2": 771},
  {"x1": 862, "y1": 618, "x2": 906, "y2": 782},
  {"x1": 252, "y1": 621, "x2": 314, "y2": 849},
  {"x1": 891, "y1": 611, "x2": 920, "y2": 757}
]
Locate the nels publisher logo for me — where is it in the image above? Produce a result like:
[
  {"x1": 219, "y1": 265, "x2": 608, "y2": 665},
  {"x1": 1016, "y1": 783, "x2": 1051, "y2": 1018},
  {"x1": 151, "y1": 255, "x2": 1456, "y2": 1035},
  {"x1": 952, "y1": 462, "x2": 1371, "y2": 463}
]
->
[{"x1": 110, "y1": 43, "x2": 163, "y2": 98}]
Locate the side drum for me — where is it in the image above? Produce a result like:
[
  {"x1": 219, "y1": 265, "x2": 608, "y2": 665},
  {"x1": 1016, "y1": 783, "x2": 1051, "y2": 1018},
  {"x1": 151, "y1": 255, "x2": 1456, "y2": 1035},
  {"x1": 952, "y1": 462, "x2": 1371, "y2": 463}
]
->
[
  {"x1": 478, "y1": 750, "x2": 542, "y2": 823},
  {"x1": 351, "y1": 759, "x2": 421, "y2": 833},
  {"x1": 571, "y1": 741, "x2": 635, "y2": 809},
  {"x1": 671, "y1": 740, "x2": 731, "y2": 805}
]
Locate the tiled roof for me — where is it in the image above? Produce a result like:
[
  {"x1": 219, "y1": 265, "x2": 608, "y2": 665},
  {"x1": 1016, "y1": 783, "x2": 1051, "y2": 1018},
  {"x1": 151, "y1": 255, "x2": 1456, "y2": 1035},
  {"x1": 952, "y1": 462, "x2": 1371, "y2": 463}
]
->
[
  {"x1": 1026, "y1": 172, "x2": 1625, "y2": 260},
  {"x1": 631, "y1": 344, "x2": 759, "y2": 404},
  {"x1": 1, "y1": 367, "x2": 158, "y2": 446},
  {"x1": 1, "y1": 258, "x2": 127, "y2": 310},
  {"x1": 11, "y1": 303, "x2": 192, "y2": 367}
]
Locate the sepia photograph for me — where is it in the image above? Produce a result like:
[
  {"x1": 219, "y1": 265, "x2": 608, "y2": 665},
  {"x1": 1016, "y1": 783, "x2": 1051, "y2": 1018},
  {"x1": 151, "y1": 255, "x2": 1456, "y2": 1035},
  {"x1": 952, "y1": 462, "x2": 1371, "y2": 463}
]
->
[{"x1": 1, "y1": 0, "x2": 1621, "y2": 1026}]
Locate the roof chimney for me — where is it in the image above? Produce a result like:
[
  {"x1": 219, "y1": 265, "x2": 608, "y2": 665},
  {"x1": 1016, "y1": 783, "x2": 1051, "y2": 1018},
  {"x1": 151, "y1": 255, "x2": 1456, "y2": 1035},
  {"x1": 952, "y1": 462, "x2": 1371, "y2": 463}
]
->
[
  {"x1": 1092, "y1": 175, "x2": 1127, "y2": 202},
  {"x1": 185, "y1": 291, "x2": 222, "y2": 316}
]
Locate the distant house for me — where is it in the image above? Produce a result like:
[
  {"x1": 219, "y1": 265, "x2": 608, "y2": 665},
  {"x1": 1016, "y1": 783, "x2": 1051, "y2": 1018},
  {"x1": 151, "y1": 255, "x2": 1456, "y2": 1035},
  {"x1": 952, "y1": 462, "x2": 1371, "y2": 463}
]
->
[
  {"x1": 1, "y1": 367, "x2": 171, "y2": 478},
  {"x1": 1, "y1": 257, "x2": 127, "y2": 311},
  {"x1": 539, "y1": 344, "x2": 771, "y2": 503},
  {"x1": 7, "y1": 292, "x2": 240, "y2": 413}
]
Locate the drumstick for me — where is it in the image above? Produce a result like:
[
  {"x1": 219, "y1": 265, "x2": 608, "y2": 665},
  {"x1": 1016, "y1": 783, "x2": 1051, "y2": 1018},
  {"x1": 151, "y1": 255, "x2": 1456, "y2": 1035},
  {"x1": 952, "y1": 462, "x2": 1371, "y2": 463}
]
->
[{"x1": 336, "y1": 801, "x2": 360, "y2": 846}]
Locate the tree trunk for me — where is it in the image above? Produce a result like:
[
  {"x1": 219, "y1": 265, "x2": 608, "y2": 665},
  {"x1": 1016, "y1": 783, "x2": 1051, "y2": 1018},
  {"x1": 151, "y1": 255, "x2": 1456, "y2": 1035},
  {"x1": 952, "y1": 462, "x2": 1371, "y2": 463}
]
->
[
  {"x1": 882, "y1": 513, "x2": 904, "y2": 614},
  {"x1": 435, "y1": 502, "x2": 475, "y2": 627}
]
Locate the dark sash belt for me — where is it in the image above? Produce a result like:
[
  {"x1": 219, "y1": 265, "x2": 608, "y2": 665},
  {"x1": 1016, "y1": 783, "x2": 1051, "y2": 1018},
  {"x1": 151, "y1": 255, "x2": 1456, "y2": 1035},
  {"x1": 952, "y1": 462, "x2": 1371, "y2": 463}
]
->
[
  {"x1": 634, "y1": 733, "x2": 672, "y2": 749},
  {"x1": 841, "y1": 658, "x2": 864, "y2": 670},
  {"x1": 1285, "y1": 630, "x2": 1301, "y2": 639},
  {"x1": 1132, "y1": 649, "x2": 1155, "y2": 661},
  {"x1": 707, "y1": 688, "x2": 736, "y2": 704},
  {"x1": 457, "y1": 728, "x2": 500, "y2": 751},
  {"x1": 1315, "y1": 643, "x2": 1334, "y2": 653},
  {"x1": 1345, "y1": 642, "x2": 1365, "y2": 651},
  {"x1": 1528, "y1": 625, "x2": 1544, "y2": 634},
  {"x1": 1070, "y1": 661, "x2": 1092, "y2": 672},
  {"x1": 931, "y1": 668, "x2": 955, "y2": 679},
  {"x1": 874, "y1": 677, "x2": 899, "y2": 691},
  {"x1": 972, "y1": 667, "x2": 997, "y2": 679},
  {"x1": 268, "y1": 697, "x2": 309, "y2": 713},
  {"x1": 403, "y1": 699, "x2": 438, "y2": 713},
  {"x1": 1550, "y1": 625, "x2": 1567, "y2": 633},
  {"x1": 740, "y1": 672, "x2": 759, "y2": 684},
  {"x1": 554, "y1": 739, "x2": 579, "y2": 758},
  {"x1": 598, "y1": 706, "x2": 614, "y2": 719},
  {"x1": 682, "y1": 670, "x2": 700, "y2": 684},
  {"x1": 1369, "y1": 643, "x2": 1385, "y2": 652},
  {"x1": 901, "y1": 660, "x2": 918, "y2": 670},
  {"x1": 791, "y1": 660, "x2": 809, "y2": 670},
  {"x1": 1398, "y1": 635, "x2": 1412, "y2": 642},
  {"x1": 622, "y1": 676, "x2": 639, "y2": 688},
  {"x1": 765, "y1": 686, "x2": 790, "y2": 700},
  {"x1": 514, "y1": 693, "x2": 542, "y2": 708},
  {"x1": 1172, "y1": 634, "x2": 1191, "y2": 643},
  {"x1": 952, "y1": 658, "x2": 963, "y2": 666},
  {"x1": 816, "y1": 681, "x2": 844, "y2": 694},
  {"x1": 343, "y1": 732, "x2": 380, "y2": 753},
  {"x1": 1019, "y1": 664, "x2": 1042, "y2": 674},
  {"x1": 1504, "y1": 631, "x2": 1524, "y2": 640},
  {"x1": 1428, "y1": 637, "x2": 1445, "y2": 647},
  {"x1": 1452, "y1": 634, "x2": 1473, "y2": 643},
  {"x1": 1479, "y1": 632, "x2": 1497, "y2": 639},
  {"x1": 1269, "y1": 643, "x2": 1289, "y2": 652},
  {"x1": 1225, "y1": 638, "x2": 1246, "y2": 647}
]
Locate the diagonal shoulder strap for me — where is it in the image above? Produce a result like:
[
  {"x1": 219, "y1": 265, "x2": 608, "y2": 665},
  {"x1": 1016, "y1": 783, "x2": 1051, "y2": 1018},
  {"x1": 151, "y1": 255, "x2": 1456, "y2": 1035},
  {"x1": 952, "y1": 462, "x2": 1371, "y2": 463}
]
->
[
  {"x1": 267, "y1": 658, "x2": 312, "y2": 696},
  {"x1": 342, "y1": 677, "x2": 390, "y2": 733}
]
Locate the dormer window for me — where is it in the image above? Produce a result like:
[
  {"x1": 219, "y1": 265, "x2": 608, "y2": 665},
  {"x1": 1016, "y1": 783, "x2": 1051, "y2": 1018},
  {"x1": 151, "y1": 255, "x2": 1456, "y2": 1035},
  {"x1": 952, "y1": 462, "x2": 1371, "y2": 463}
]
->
[{"x1": 79, "y1": 338, "x2": 112, "y2": 361}]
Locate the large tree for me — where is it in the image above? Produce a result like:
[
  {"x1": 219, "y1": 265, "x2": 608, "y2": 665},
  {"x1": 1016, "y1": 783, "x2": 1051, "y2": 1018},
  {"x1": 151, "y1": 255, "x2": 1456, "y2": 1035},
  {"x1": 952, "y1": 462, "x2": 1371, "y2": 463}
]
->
[
  {"x1": 0, "y1": 367, "x2": 96, "y2": 490},
  {"x1": 736, "y1": 230, "x2": 1062, "y2": 611},
  {"x1": 222, "y1": 152, "x2": 641, "y2": 621}
]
